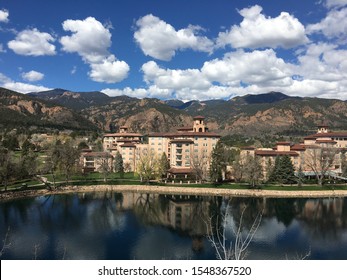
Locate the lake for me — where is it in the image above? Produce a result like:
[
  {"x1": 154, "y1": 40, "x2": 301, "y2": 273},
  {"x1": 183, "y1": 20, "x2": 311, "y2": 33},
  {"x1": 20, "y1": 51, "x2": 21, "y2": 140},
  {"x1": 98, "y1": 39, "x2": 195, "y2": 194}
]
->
[{"x1": 1, "y1": 191, "x2": 347, "y2": 260}]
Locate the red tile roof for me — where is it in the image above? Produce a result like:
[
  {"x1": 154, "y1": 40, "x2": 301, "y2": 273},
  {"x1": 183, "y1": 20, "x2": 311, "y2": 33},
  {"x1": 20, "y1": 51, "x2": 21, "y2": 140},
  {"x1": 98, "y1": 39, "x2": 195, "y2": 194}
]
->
[
  {"x1": 177, "y1": 126, "x2": 193, "y2": 131},
  {"x1": 241, "y1": 146, "x2": 256, "y2": 150},
  {"x1": 315, "y1": 139, "x2": 337, "y2": 143},
  {"x1": 120, "y1": 143, "x2": 136, "y2": 148},
  {"x1": 170, "y1": 139, "x2": 194, "y2": 144},
  {"x1": 168, "y1": 167, "x2": 195, "y2": 174},
  {"x1": 255, "y1": 150, "x2": 299, "y2": 157},
  {"x1": 148, "y1": 132, "x2": 220, "y2": 137},
  {"x1": 193, "y1": 116, "x2": 205, "y2": 119},
  {"x1": 103, "y1": 133, "x2": 142, "y2": 137},
  {"x1": 290, "y1": 144, "x2": 306, "y2": 151},
  {"x1": 304, "y1": 132, "x2": 347, "y2": 140}
]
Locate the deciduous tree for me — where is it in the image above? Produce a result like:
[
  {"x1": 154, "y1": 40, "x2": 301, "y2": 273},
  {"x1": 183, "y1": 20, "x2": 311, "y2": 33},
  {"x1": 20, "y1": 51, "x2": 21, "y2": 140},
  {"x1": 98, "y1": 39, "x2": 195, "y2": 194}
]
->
[
  {"x1": 0, "y1": 146, "x2": 16, "y2": 191},
  {"x1": 136, "y1": 149, "x2": 158, "y2": 183},
  {"x1": 243, "y1": 155, "x2": 263, "y2": 188},
  {"x1": 305, "y1": 146, "x2": 340, "y2": 186}
]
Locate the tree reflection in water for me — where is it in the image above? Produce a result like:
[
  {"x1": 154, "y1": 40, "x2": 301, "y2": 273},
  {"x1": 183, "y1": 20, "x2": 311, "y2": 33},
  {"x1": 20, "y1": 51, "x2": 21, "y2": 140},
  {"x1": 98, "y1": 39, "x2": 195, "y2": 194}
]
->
[{"x1": 1, "y1": 193, "x2": 347, "y2": 259}]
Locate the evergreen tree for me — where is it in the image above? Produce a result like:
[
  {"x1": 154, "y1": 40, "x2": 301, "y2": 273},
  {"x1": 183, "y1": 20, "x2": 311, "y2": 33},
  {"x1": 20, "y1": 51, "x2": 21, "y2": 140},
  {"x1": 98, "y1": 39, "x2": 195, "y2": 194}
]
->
[
  {"x1": 280, "y1": 155, "x2": 296, "y2": 184},
  {"x1": 2, "y1": 134, "x2": 19, "y2": 151},
  {"x1": 158, "y1": 152, "x2": 170, "y2": 180},
  {"x1": 232, "y1": 154, "x2": 243, "y2": 182},
  {"x1": 210, "y1": 143, "x2": 224, "y2": 183},
  {"x1": 21, "y1": 138, "x2": 35, "y2": 156},
  {"x1": 114, "y1": 151, "x2": 124, "y2": 177},
  {"x1": 268, "y1": 155, "x2": 296, "y2": 185},
  {"x1": 210, "y1": 141, "x2": 229, "y2": 183},
  {"x1": 268, "y1": 156, "x2": 281, "y2": 183}
]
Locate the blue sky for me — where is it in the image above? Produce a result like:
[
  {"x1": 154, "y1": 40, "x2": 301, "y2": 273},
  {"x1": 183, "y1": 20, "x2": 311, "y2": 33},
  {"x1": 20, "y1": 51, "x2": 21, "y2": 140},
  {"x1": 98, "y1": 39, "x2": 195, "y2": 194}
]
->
[{"x1": 1, "y1": 0, "x2": 347, "y2": 100}]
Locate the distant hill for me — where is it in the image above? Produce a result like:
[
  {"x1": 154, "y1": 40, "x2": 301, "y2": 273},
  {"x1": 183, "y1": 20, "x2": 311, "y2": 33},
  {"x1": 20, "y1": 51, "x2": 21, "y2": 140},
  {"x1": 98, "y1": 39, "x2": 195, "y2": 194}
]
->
[
  {"x1": 28, "y1": 88, "x2": 111, "y2": 110},
  {"x1": 0, "y1": 87, "x2": 97, "y2": 131},
  {"x1": 8, "y1": 88, "x2": 347, "y2": 136},
  {"x1": 83, "y1": 96, "x2": 192, "y2": 132},
  {"x1": 232, "y1": 91, "x2": 296, "y2": 105}
]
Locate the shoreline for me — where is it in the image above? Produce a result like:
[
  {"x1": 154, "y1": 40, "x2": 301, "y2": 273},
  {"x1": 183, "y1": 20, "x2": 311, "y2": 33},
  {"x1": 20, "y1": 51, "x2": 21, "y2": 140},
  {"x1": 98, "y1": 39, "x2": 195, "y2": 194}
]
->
[{"x1": 1, "y1": 184, "x2": 347, "y2": 201}]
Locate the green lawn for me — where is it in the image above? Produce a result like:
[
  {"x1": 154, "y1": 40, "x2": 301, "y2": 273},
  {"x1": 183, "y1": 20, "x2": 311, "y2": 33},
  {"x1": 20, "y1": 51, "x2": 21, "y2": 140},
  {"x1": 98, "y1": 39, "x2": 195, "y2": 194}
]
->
[
  {"x1": 0, "y1": 178, "x2": 43, "y2": 191},
  {"x1": 44, "y1": 172, "x2": 139, "y2": 182}
]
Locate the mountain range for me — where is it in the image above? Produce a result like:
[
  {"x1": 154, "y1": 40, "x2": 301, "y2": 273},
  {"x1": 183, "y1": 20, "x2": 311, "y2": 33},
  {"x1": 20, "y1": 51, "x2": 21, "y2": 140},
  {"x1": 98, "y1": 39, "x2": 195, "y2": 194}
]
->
[{"x1": 1, "y1": 86, "x2": 347, "y2": 136}]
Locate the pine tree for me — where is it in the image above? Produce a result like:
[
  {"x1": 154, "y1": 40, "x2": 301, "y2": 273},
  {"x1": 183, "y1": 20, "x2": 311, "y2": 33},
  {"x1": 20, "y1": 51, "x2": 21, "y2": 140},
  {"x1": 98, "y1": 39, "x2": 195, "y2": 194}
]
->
[
  {"x1": 280, "y1": 155, "x2": 296, "y2": 184},
  {"x1": 158, "y1": 152, "x2": 170, "y2": 180},
  {"x1": 114, "y1": 151, "x2": 124, "y2": 177},
  {"x1": 210, "y1": 142, "x2": 225, "y2": 183},
  {"x1": 268, "y1": 155, "x2": 295, "y2": 185},
  {"x1": 268, "y1": 156, "x2": 281, "y2": 183}
]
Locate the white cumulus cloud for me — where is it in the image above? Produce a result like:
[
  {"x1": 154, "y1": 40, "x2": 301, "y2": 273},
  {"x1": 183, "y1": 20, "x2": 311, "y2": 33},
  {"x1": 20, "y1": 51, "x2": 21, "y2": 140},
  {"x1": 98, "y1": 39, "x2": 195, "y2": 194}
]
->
[
  {"x1": 0, "y1": 72, "x2": 51, "y2": 93},
  {"x1": 60, "y1": 17, "x2": 129, "y2": 83},
  {"x1": 217, "y1": 5, "x2": 308, "y2": 49},
  {"x1": 89, "y1": 55, "x2": 129, "y2": 83},
  {"x1": 0, "y1": 9, "x2": 9, "y2": 23},
  {"x1": 307, "y1": 7, "x2": 347, "y2": 40},
  {"x1": 202, "y1": 49, "x2": 293, "y2": 86},
  {"x1": 21, "y1": 70, "x2": 44, "y2": 82},
  {"x1": 134, "y1": 14, "x2": 214, "y2": 61},
  {"x1": 142, "y1": 61, "x2": 211, "y2": 91},
  {"x1": 102, "y1": 42, "x2": 347, "y2": 101},
  {"x1": 139, "y1": 49, "x2": 297, "y2": 100},
  {"x1": 61, "y1": 17, "x2": 112, "y2": 64},
  {"x1": 8, "y1": 28, "x2": 56, "y2": 56},
  {"x1": 102, "y1": 87, "x2": 148, "y2": 98},
  {"x1": 325, "y1": 0, "x2": 347, "y2": 8}
]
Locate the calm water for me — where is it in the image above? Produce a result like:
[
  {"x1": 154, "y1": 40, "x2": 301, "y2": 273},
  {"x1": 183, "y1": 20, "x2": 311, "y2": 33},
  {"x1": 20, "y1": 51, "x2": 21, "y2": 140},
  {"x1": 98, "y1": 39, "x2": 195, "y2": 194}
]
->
[{"x1": 1, "y1": 191, "x2": 347, "y2": 260}]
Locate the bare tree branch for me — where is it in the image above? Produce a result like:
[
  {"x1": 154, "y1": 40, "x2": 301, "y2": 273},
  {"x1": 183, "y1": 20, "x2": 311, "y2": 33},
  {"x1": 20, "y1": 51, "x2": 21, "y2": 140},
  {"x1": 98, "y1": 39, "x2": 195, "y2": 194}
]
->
[{"x1": 0, "y1": 227, "x2": 11, "y2": 257}]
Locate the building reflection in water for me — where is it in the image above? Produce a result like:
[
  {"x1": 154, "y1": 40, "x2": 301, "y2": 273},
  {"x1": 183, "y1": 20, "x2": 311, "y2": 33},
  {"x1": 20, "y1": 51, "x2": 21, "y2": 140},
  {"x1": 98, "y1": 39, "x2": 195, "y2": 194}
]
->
[
  {"x1": 107, "y1": 192, "x2": 347, "y2": 252},
  {"x1": 2, "y1": 191, "x2": 347, "y2": 259}
]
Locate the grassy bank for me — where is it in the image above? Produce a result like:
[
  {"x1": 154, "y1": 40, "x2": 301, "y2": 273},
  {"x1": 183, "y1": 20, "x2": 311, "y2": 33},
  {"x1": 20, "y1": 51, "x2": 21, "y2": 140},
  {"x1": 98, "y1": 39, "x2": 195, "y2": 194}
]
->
[{"x1": 2, "y1": 177, "x2": 347, "y2": 195}]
